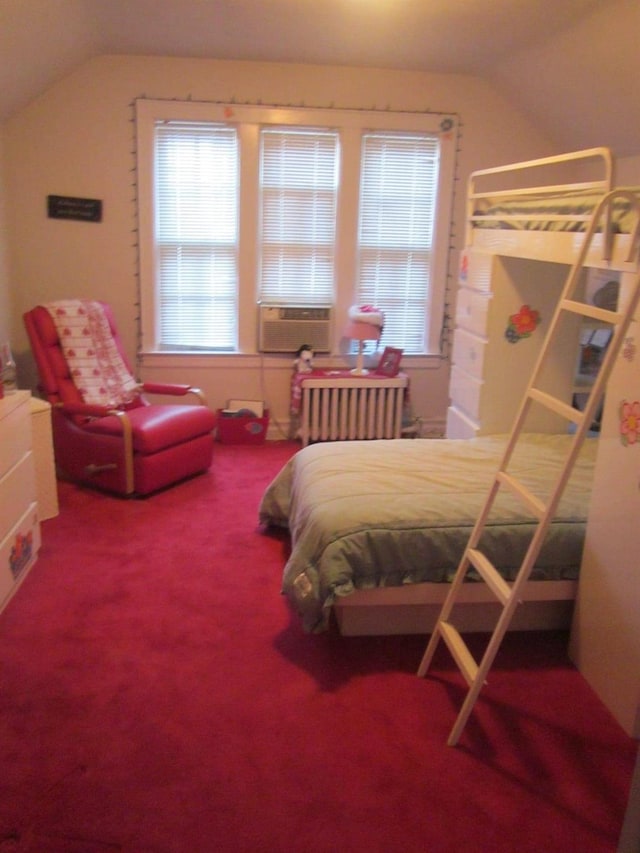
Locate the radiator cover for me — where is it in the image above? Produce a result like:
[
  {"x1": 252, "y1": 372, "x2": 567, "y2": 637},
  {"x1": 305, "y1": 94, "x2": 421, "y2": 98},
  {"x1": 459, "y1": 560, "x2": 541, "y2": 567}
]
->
[{"x1": 298, "y1": 375, "x2": 408, "y2": 446}]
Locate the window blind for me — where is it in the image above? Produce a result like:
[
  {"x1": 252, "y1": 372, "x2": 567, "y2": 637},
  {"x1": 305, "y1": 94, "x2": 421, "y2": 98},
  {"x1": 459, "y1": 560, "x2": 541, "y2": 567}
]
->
[
  {"x1": 259, "y1": 127, "x2": 339, "y2": 305},
  {"x1": 155, "y1": 121, "x2": 239, "y2": 350},
  {"x1": 357, "y1": 132, "x2": 440, "y2": 354}
]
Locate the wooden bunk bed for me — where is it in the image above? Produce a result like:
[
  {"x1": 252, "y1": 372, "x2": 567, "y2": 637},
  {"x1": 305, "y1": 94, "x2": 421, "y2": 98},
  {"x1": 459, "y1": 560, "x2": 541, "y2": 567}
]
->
[
  {"x1": 466, "y1": 146, "x2": 637, "y2": 268},
  {"x1": 260, "y1": 147, "x2": 640, "y2": 636}
]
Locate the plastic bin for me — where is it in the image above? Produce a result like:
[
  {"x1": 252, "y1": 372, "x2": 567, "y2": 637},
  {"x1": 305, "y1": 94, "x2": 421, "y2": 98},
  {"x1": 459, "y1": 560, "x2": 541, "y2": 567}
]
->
[{"x1": 216, "y1": 409, "x2": 269, "y2": 445}]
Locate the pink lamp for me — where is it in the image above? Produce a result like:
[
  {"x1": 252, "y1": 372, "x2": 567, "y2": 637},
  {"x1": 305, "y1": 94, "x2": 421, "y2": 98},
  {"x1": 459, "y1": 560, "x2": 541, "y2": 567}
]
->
[{"x1": 344, "y1": 320, "x2": 382, "y2": 375}]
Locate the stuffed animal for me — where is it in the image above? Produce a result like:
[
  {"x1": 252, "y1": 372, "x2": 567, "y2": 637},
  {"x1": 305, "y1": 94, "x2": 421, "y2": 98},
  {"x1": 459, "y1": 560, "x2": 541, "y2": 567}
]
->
[{"x1": 294, "y1": 343, "x2": 314, "y2": 373}]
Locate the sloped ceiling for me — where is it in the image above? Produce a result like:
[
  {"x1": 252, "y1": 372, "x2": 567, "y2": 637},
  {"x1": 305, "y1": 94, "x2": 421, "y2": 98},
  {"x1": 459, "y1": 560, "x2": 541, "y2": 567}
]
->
[{"x1": 1, "y1": 0, "x2": 637, "y2": 156}]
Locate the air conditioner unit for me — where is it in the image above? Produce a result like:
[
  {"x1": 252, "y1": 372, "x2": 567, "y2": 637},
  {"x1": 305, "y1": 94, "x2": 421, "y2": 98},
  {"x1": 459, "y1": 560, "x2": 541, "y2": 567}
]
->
[{"x1": 258, "y1": 305, "x2": 332, "y2": 353}]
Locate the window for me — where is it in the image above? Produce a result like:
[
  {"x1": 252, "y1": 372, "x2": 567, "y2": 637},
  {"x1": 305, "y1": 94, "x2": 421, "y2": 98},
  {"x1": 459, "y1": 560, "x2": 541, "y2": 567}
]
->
[
  {"x1": 357, "y1": 132, "x2": 439, "y2": 353},
  {"x1": 137, "y1": 100, "x2": 456, "y2": 356},
  {"x1": 154, "y1": 121, "x2": 239, "y2": 350},
  {"x1": 259, "y1": 127, "x2": 339, "y2": 306}
]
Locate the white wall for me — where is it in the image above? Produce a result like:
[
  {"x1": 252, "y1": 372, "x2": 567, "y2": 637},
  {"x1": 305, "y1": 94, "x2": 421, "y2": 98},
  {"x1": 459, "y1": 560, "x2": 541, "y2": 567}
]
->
[
  {"x1": 618, "y1": 154, "x2": 640, "y2": 185},
  {"x1": 2, "y1": 55, "x2": 558, "y2": 430},
  {"x1": 0, "y1": 128, "x2": 11, "y2": 345},
  {"x1": 486, "y1": 0, "x2": 640, "y2": 160}
]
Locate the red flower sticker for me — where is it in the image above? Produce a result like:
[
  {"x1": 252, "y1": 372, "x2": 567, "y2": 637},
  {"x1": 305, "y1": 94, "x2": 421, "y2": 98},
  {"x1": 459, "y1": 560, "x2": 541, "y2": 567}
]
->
[
  {"x1": 619, "y1": 400, "x2": 640, "y2": 446},
  {"x1": 459, "y1": 252, "x2": 468, "y2": 282},
  {"x1": 505, "y1": 305, "x2": 541, "y2": 343}
]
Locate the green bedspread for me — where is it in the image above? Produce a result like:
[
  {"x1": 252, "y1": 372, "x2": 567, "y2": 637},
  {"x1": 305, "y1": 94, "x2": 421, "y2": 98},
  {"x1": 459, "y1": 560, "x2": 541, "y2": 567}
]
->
[
  {"x1": 473, "y1": 187, "x2": 640, "y2": 232},
  {"x1": 259, "y1": 434, "x2": 597, "y2": 632}
]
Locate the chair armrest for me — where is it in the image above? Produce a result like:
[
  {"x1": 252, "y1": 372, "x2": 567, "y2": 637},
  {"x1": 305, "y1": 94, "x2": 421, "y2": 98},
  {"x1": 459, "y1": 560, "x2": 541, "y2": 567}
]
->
[
  {"x1": 55, "y1": 401, "x2": 116, "y2": 419},
  {"x1": 141, "y1": 383, "x2": 208, "y2": 405}
]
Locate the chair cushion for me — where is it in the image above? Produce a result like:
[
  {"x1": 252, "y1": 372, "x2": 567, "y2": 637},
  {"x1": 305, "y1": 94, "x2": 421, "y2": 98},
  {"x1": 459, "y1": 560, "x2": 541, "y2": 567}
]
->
[{"x1": 83, "y1": 404, "x2": 216, "y2": 454}]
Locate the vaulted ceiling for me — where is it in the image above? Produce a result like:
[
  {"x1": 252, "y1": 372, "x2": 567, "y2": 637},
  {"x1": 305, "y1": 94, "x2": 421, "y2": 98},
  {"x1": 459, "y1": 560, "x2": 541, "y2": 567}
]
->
[{"x1": 1, "y1": 0, "x2": 638, "y2": 156}]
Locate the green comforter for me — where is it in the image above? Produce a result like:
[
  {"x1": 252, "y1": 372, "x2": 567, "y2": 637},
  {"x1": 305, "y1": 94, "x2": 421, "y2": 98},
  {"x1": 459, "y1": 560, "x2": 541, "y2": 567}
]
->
[{"x1": 259, "y1": 434, "x2": 597, "y2": 632}]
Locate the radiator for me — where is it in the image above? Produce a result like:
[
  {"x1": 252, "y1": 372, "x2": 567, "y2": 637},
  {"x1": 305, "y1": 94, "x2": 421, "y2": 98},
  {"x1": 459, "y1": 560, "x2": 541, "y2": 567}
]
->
[{"x1": 299, "y1": 375, "x2": 408, "y2": 447}]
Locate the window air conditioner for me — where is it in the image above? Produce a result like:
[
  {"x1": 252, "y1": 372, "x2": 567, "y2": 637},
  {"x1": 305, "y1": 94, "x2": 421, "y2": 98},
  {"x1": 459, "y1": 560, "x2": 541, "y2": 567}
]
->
[{"x1": 258, "y1": 305, "x2": 332, "y2": 353}]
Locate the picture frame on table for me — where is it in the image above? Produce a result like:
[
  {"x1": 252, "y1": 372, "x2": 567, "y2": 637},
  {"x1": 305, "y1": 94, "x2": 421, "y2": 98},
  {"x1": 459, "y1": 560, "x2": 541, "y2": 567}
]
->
[{"x1": 374, "y1": 346, "x2": 403, "y2": 377}]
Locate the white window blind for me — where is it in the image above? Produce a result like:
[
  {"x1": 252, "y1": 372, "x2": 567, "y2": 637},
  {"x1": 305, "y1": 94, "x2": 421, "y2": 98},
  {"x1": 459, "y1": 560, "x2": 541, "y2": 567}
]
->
[
  {"x1": 357, "y1": 132, "x2": 440, "y2": 354},
  {"x1": 155, "y1": 121, "x2": 239, "y2": 350},
  {"x1": 259, "y1": 127, "x2": 339, "y2": 305}
]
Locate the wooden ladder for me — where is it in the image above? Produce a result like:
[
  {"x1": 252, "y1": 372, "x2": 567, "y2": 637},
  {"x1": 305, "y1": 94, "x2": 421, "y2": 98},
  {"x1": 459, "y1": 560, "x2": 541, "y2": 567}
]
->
[{"x1": 418, "y1": 189, "x2": 640, "y2": 746}]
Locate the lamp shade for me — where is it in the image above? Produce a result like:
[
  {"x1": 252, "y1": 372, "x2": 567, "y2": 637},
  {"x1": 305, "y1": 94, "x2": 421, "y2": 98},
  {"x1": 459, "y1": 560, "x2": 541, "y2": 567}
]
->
[
  {"x1": 343, "y1": 321, "x2": 382, "y2": 342},
  {"x1": 344, "y1": 320, "x2": 382, "y2": 375}
]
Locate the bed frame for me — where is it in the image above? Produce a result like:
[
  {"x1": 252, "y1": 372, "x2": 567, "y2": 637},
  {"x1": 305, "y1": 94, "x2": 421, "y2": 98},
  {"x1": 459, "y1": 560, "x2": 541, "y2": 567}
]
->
[
  {"x1": 334, "y1": 147, "x2": 638, "y2": 637},
  {"x1": 467, "y1": 146, "x2": 638, "y2": 272},
  {"x1": 334, "y1": 579, "x2": 577, "y2": 636}
]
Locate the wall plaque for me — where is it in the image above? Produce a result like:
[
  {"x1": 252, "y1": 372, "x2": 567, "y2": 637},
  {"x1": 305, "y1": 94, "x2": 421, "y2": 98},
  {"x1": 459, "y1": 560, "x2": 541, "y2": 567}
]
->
[{"x1": 47, "y1": 195, "x2": 102, "y2": 222}]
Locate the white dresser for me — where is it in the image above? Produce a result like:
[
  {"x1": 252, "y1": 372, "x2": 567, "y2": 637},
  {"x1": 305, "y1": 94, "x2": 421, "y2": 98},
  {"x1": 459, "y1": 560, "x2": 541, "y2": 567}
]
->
[
  {"x1": 0, "y1": 391, "x2": 41, "y2": 614},
  {"x1": 446, "y1": 249, "x2": 579, "y2": 438}
]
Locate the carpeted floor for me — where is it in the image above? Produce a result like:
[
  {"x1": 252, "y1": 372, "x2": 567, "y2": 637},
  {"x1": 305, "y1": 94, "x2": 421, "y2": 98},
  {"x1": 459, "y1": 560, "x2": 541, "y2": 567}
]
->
[{"x1": 0, "y1": 440, "x2": 636, "y2": 852}]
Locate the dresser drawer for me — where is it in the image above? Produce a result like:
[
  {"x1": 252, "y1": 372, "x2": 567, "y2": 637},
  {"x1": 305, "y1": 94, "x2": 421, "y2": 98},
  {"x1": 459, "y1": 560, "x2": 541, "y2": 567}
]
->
[
  {"x1": 455, "y1": 287, "x2": 490, "y2": 336},
  {"x1": 451, "y1": 328, "x2": 486, "y2": 380},
  {"x1": 0, "y1": 451, "x2": 36, "y2": 537},
  {"x1": 449, "y1": 365, "x2": 484, "y2": 421},
  {"x1": 0, "y1": 393, "x2": 31, "y2": 480},
  {"x1": 0, "y1": 501, "x2": 40, "y2": 613}
]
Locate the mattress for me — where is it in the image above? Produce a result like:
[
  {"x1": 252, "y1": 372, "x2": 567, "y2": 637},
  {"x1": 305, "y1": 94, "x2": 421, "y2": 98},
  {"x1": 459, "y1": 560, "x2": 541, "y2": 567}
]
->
[
  {"x1": 259, "y1": 434, "x2": 598, "y2": 632},
  {"x1": 472, "y1": 187, "x2": 639, "y2": 233}
]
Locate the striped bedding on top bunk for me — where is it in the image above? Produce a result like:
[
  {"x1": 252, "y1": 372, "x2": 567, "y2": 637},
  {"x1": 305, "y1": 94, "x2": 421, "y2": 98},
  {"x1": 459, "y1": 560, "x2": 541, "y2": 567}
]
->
[{"x1": 472, "y1": 186, "x2": 640, "y2": 233}]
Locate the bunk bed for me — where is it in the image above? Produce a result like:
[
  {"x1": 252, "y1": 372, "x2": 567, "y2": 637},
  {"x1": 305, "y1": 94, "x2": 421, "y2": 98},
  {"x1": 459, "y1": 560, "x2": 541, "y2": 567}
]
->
[
  {"x1": 466, "y1": 146, "x2": 639, "y2": 269},
  {"x1": 260, "y1": 147, "x2": 640, "y2": 636}
]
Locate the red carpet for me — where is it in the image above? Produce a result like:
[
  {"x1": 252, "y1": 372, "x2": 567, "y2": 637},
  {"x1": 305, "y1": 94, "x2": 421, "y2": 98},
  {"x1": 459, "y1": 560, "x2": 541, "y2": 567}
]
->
[{"x1": 0, "y1": 440, "x2": 636, "y2": 852}]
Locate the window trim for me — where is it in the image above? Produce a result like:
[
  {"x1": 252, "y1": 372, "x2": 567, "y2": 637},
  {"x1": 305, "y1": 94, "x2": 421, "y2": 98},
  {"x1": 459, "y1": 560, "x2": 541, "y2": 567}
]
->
[{"x1": 136, "y1": 98, "x2": 457, "y2": 356}]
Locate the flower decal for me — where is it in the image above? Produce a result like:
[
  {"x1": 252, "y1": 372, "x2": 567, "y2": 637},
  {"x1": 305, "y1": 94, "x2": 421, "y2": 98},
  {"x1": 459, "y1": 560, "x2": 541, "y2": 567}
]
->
[
  {"x1": 622, "y1": 336, "x2": 637, "y2": 363},
  {"x1": 459, "y1": 251, "x2": 468, "y2": 282},
  {"x1": 505, "y1": 305, "x2": 541, "y2": 343},
  {"x1": 619, "y1": 400, "x2": 640, "y2": 446}
]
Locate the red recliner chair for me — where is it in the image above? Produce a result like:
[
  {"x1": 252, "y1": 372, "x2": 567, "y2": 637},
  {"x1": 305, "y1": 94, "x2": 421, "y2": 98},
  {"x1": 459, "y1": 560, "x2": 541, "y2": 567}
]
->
[{"x1": 24, "y1": 301, "x2": 217, "y2": 496}]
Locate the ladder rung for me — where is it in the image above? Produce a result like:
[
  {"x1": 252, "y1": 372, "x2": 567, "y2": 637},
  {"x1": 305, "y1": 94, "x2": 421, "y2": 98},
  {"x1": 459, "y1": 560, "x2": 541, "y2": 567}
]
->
[
  {"x1": 496, "y1": 471, "x2": 546, "y2": 518},
  {"x1": 467, "y1": 548, "x2": 512, "y2": 605},
  {"x1": 562, "y1": 298, "x2": 623, "y2": 325},
  {"x1": 528, "y1": 388, "x2": 584, "y2": 424},
  {"x1": 439, "y1": 621, "x2": 479, "y2": 686}
]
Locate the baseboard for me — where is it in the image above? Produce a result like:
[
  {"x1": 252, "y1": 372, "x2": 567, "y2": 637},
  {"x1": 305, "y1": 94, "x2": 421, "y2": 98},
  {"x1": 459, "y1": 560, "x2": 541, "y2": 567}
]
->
[{"x1": 265, "y1": 416, "x2": 448, "y2": 442}]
